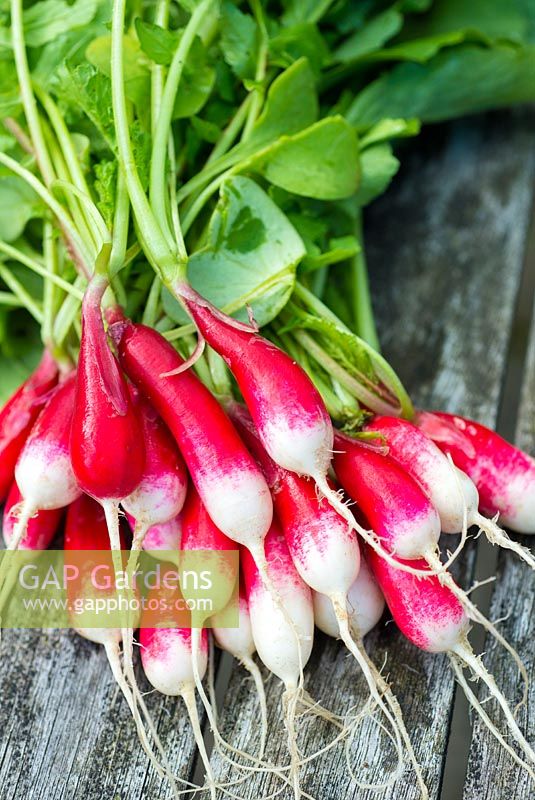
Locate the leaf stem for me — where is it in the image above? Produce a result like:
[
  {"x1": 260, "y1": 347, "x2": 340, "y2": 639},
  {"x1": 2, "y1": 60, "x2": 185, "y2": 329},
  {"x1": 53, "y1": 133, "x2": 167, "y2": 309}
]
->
[
  {"x1": 109, "y1": 167, "x2": 130, "y2": 277},
  {"x1": 42, "y1": 222, "x2": 58, "y2": 348},
  {"x1": 352, "y1": 212, "x2": 380, "y2": 351},
  {"x1": 149, "y1": 0, "x2": 214, "y2": 257},
  {"x1": 0, "y1": 262, "x2": 43, "y2": 323},
  {"x1": 241, "y1": 0, "x2": 268, "y2": 140},
  {"x1": 150, "y1": 0, "x2": 170, "y2": 140},
  {"x1": 10, "y1": 0, "x2": 55, "y2": 186},
  {"x1": 0, "y1": 240, "x2": 84, "y2": 299},
  {"x1": 110, "y1": 0, "x2": 177, "y2": 283}
]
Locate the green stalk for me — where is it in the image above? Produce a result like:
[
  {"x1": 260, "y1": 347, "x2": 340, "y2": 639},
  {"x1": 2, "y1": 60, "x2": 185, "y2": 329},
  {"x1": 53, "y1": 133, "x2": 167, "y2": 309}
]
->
[
  {"x1": 0, "y1": 240, "x2": 84, "y2": 299},
  {"x1": 0, "y1": 153, "x2": 92, "y2": 277},
  {"x1": 149, "y1": 0, "x2": 214, "y2": 256},
  {"x1": 0, "y1": 263, "x2": 43, "y2": 323},
  {"x1": 352, "y1": 212, "x2": 380, "y2": 351},
  {"x1": 150, "y1": 0, "x2": 170, "y2": 140},
  {"x1": 142, "y1": 275, "x2": 162, "y2": 327},
  {"x1": 0, "y1": 293, "x2": 23, "y2": 308},
  {"x1": 10, "y1": 0, "x2": 55, "y2": 186},
  {"x1": 53, "y1": 275, "x2": 86, "y2": 346},
  {"x1": 42, "y1": 222, "x2": 58, "y2": 348},
  {"x1": 111, "y1": 0, "x2": 178, "y2": 283},
  {"x1": 109, "y1": 167, "x2": 130, "y2": 277},
  {"x1": 241, "y1": 0, "x2": 268, "y2": 141},
  {"x1": 206, "y1": 95, "x2": 252, "y2": 164}
]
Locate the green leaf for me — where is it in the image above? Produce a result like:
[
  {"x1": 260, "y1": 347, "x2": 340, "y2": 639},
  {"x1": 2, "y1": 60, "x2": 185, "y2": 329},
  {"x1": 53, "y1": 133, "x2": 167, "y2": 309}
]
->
[
  {"x1": 94, "y1": 160, "x2": 117, "y2": 228},
  {"x1": 353, "y1": 143, "x2": 400, "y2": 206},
  {"x1": 162, "y1": 176, "x2": 305, "y2": 325},
  {"x1": 346, "y1": 44, "x2": 535, "y2": 128},
  {"x1": 281, "y1": 0, "x2": 335, "y2": 25},
  {"x1": 220, "y1": 0, "x2": 257, "y2": 79},
  {"x1": 0, "y1": 318, "x2": 43, "y2": 405},
  {"x1": 374, "y1": 30, "x2": 470, "y2": 63},
  {"x1": 301, "y1": 235, "x2": 360, "y2": 272},
  {"x1": 0, "y1": 55, "x2": 20, "y2": 116},
  {"x1": 135, "y1": 19, "x2": 179, "y2": 66},
  {"x1": 22, "y1": 0, "x2": 99, "y2": 48},
  {"x1": 245, "y1": 58, "x2": 319, "y2": 149},
  {"x1": 334, "y1": 8, "x2": 404, "y2": 62},
  {"x1": 359, "y1": 117, "x2": 420, "y2": 147},
  {"x1": 400, "y1": 0, "x2": 531, "y2": 45},
  {"x1": 252, "y1": 117, "x2": 360, "y2": 200},
  {"x1": 86, "y1": 34, "x2": 150, "y2": 110},
  {"x1": 54, "y1": 62, "x2": 115, "y2": 148},
  {"x1": 172, "y1": 37, "x2": 215, "y2": 119},
  {"x1": 269, "y1": 23, "x2": 330, "y2": 75},
  {"x1": 0, "y1": 178, "x2": 43, "y2": 242}
]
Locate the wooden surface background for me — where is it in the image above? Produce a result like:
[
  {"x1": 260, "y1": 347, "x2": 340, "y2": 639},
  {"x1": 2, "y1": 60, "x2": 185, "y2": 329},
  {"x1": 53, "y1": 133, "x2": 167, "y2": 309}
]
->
[{"x1": 1, "y1": 109, "x2": 534, "y2": 800}]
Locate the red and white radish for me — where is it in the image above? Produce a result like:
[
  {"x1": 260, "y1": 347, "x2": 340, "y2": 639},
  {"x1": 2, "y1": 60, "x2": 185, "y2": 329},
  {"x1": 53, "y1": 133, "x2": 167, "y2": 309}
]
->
[
  {"x1": 230, "y1": 406, "x2": 424, "y2": 793},
  {"x1": 418, "y1": 410, "x2": 535, "y2": 534},
  {"x1": 64, "y1": 493, "x2": 176, "y2": 792},
  {"x1": 211, "y1": 581, "x2": 268, "y2": 759},
  {"x1": 181, "y1": 297, "x2": 415, "y2": 575},
  {"x1": 124, "y1": 512, "x2": 182, "y2": 562},
  {"x1": 366, "y1": 545, "x2": 535, "y2": 779},
  {"x1": 139, "y1": 625, "x2": 218, "y2": 797},
  {"x1": 0, "y1": 349, "x2": 58, "y2": 503},
  {"x1": 10, "y1": 373, "x2": 81, "y2": 552},
  {"x1": 111, "y1": 319, "x2": 273, "y2": 567},
  {"x1": 334, "y1": 431, "x2": 528, "y2": 697},
  {"x1": 367, "y1": 414, "x2": 535, "y2": 569},
  {"x1": 241, "y1": 523, "x2": 315, "y2": 799}
]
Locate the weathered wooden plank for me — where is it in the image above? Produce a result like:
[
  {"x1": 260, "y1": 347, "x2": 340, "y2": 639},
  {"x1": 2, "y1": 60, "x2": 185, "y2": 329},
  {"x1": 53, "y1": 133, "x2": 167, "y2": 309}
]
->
[
  {"x1": 0, "y1": 628, "x2": 200, "y2": 799},
  {"x1": 209, "y1": 109, "x2": 535, "y2": 800},
  {"x1": 463, "y1": 233, "x2": 535, "y2": 796}
]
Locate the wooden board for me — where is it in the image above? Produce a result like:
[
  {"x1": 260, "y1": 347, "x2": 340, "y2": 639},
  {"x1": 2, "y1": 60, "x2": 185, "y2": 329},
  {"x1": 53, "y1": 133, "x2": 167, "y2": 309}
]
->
[
  {"x1": 209, "y1": 110, "x2": 535, "y2": 800},
  {"x1": 463, "y1": 222, "x2": 535, "y2": 797},
  {"x1": 0, "y1": 630, "x2": 201, "y2": 798}
]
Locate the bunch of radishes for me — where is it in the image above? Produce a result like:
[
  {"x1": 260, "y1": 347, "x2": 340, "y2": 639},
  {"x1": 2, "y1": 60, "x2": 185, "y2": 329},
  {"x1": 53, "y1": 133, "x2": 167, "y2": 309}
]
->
[{"x1": 2, "y1": 282, "x2": 535, "y2": 799}]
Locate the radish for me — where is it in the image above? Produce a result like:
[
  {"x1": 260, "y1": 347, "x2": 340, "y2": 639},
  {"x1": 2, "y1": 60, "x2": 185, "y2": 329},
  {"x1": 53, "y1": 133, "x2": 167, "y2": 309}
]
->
[
  {"x1": 124, "y1": 512, "x2": 182, "y2": 563},
  {"x1": 8, "y1": 373, "x2": 81, "y2": 555},
  {"x1": 417, "y1": 410, "x2": 535, "y2": 535},
  {"x1": 365, "y1": 545, "x2": 535, "y2": 779},
  {"x1": 313, "y1": 556, "x2": 385, "y2": 641},
  {"x1": 211, "y1": 580, "x2": 268, "y2": 759},
  {"x1": 333, "y1": 431, "x2": 529, "y2": 700},
  {"x1": 241, "y1": 522, "x2": 315, "y2": 800},
  {"x1": 139, "y1": 624, "x2": 220, "y2": 797},
  {"x1": 64, "y1": 493, "x2": 178, "y2": 794},
  {"x1": 110, "y1": 318, "x2": 275, "y2": 580},
  {"x1": 179, "y1": 486, "x2": 242, "y2": 764},
  {"x1": 0, "y1": 349, "x2": 58, "y2": 503},
  {"x1": 3, "y1": 479, "x2": 63, "y2": 550},
  {"x1": 181, "y1": 299, "x2": 433, "y2": 576},
  {"x1": 120, "y1": 387, "x2": 187, "y2": 709},
  {"x1": 230, "y1": 405, "x2": 424, "y2": 794},
  {"x1": 367, "y1": 414, "x2": 535, "y2": 569}
]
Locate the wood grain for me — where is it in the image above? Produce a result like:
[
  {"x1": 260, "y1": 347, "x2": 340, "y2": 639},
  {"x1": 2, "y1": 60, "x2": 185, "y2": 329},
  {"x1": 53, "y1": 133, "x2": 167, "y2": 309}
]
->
[
  {"x1": 209, "y1": 110, "x2": 535, "y2": 800},
  {"x1": 463, "y1": 219, "x2": 535, "y2": 799}
]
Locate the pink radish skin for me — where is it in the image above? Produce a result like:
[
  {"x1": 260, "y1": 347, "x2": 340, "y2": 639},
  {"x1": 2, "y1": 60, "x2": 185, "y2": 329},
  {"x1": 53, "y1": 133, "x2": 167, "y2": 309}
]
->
[
  {"x1": 313, "y1": 557, "x2": 385, "y2": 640},
  {"x1": 333, "y1": 433, "x2": 441, "y2": 560},
  {"x1": 417, "y1": 411, "x2": 535, "y2": 533},
  {"x1": 122, "y1": 388, "x2": 187, "y2": 534},
  {"x1": 366, "y1": 545, "x2": 535, "y2": 776},
  {"x1": 12, "y1": 373, "x2": 81, "y2": 550},
  {"x1": 229, "y1": 404, "x2": 359, "y2": 597},
  {"x1": 183, "y1": 294, "x2": 334, "y2": 479},
  {"x1": 125, "y1": 511, "x2": 182, "y2": 559},
  {"x1": 3, "y1": 480, "x2": 63, "y2": 550},
  {"x1": 364, "y1": 415, "x2": 535, "y2": 570},
  {"x1": 0, "y1": 349, "x2": 58, "y2": 503},
  {"x1": 112, "y1": 319, "x2": 273, "y2": 555}
]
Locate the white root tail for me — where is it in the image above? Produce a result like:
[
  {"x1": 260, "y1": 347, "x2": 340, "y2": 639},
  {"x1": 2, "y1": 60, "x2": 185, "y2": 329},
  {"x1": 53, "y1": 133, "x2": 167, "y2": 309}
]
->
[
  {"x1": 332, "y1": 595, "x2": 428, "y2": 797},
  {"x1": 449, "y1": 654, "x2": 535, "y2": 782},
  {"x1": 453, "y1": 640, "x2": 535, "y2": 766},
  {"x1": 425, "y1": 551, "x2": 529, "y2": 708},
  {"x1": 475, "y1": 513, "x2": 535, "y2": 571}
]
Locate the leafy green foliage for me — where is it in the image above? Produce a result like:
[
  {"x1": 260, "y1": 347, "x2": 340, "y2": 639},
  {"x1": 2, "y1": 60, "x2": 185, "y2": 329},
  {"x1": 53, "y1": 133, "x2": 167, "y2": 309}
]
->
[
  {"x1": 0, "y1": 177, "x2": 43, "y2": 241},
  {"x1": 163, "y1": 176, "x2": 305, "y2": 325},
  {"x1": 220, "y1": 0, "x2": 258, "y2": 79}
]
